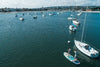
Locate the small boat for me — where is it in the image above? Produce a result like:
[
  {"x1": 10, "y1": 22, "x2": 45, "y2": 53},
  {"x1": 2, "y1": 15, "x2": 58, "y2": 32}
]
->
[
  {"x1": 73, "y1": 20, "x2": 80, "y2": 25},
  {"x1": 57, "y1": 12, "x2": 60, "y2": 14},
  {"x1": 19, "y1": 17, "x2": 24, "y2": 21},
  {"x1": 74, "y1": 40, "x2": 99, "y2": 58},
  {"x1": 77, "y1": 12, "x2": 82, "y2": 16},
  {"x1": 68, "y1": 17, "x2": 73, "y2": 20},
  {"x1": 49, "y1": 13, "x2": 52, "y2": 16},
  {"x1": 69, "y1": 25, "x2": 77, "y2": 32},
  {"x1": 15, "y1": 14, "x2": 17, "y2": 17},
  {"x1": 42, "y1": 14, "x2": 45, "y2": 17},
  {"x1": 33, "y1": 16, "x2": 37, "y2": 19},
  {"x1": 64, "y1": 52, "x2": 80, "y2": 65},
  {"x1": 71, "y1": 14, "x2": 73, "y2": 17}
]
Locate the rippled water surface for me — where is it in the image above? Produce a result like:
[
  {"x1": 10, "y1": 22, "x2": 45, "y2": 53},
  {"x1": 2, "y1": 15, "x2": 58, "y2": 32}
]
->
[{"x1": 0, "y1": 11, "x2": 100, "y2": 67}]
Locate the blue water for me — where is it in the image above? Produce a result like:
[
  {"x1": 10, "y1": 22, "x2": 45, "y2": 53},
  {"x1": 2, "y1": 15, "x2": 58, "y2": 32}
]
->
[{"x1": 0, "y1": 11, "x2": 100, "y2": 67}]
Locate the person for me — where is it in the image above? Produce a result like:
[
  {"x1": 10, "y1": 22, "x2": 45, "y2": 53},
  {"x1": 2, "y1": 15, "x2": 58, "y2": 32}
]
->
[
  {"x1": 68, "y1": 48, "x2": 71, "y2": 54},
  {"x1": 74, "y1": 50, "x2": 78, "y2": 59}
]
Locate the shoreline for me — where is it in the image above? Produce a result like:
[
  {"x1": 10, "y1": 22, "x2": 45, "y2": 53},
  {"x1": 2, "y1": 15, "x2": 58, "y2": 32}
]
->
[
  {"x1": 0, "y1": 10, "x2": 100, "y2": 14},
  {"x1": 81, "y1": 11, "x2": 100, "y2": 13}
]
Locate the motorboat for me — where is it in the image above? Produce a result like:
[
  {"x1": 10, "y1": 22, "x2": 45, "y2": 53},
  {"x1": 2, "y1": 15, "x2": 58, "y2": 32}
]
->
[
  {"x1": 49, "y1": 13, "x2": 52, "y2": 16},
  {"x1": 42, "y1": 14, "x2": 45, "y2": 17},
  {"x1": 57, "y1": 12, "x2": 60, "y2": 15},
  {"x1": 69, "y1": 25, "x2": 77, "y2": 32},
  {"x1": 33, "y1": 16, "x2": 37, "y2": 19},
  {"x1": 68, "y1": 17, "x2": 73, "y2": 20},
  {"x1": 77, "y1": 12, "x2": 82, "y2": 16},
  {"x1": 73, "y1": 20, "x2": 80, "y2": 25},
  {"x1": 71, "y1": 14, "x2": 73, "y2": 17},
  {"x1": 19, "y1": 17, "x2": 24, "y2": 21}
]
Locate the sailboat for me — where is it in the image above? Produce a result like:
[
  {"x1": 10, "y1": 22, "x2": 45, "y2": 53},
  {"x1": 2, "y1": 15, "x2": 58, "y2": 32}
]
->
[
  {"x1": 72, "y1": 0, "x2": 80, "y2": 25},
  {"x1": 33, "y1": 12, "x2": 37, "y2": 19},
  {"x1": 74, "y1": 7, "x2": 99, "y2": 58}
]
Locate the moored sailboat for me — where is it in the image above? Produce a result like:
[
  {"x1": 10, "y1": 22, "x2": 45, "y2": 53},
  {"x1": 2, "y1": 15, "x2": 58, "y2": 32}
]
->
[{"x1": 74, "y1": 7, "x2": 99, "y2": 58}]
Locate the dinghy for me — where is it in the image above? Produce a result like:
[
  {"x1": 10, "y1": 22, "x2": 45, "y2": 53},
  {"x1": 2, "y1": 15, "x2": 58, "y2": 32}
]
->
[{"x1": 64, "y1": 52, "x2": 80, "y2": 65}]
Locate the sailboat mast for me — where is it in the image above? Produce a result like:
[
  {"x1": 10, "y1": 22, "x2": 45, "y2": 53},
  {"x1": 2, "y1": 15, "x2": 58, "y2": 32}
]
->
[
  {"x1": 75, "y1": 0, "x2": 77, "y2": 11},
  {"x1": 81, "y1": 7, "x2": 87, "y2": 42}
]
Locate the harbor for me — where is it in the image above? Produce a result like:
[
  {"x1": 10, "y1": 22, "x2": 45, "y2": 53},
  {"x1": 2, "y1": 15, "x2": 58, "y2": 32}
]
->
[
  {"x1": 0, "y1": 11, "x2": 100, "y2": 67},
  {"x1": 0, "y1": 0, "x2": 100, "y2": 67}
]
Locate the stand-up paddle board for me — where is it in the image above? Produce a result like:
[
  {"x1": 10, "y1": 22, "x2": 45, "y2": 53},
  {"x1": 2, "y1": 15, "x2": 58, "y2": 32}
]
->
[{"x1": 64, "y1": 52, "x2": 80, "y2": 65}]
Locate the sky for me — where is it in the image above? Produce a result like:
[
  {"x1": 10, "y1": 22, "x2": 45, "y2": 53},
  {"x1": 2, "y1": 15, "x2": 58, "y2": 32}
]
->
[{"x1": 0, "y1": 0, "x2": 100, "y2": 8}]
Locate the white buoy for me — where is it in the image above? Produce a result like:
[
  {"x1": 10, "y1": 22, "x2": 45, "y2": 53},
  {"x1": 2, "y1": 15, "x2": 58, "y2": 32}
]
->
[{"x1": 68, "y1": 40, "x2": 71, "y2": 44}]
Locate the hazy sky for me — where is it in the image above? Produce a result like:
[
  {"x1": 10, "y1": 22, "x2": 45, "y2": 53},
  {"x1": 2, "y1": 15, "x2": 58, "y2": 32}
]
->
[{"x1": 0, "y1": 0, "x2": 99, "y2": 8}]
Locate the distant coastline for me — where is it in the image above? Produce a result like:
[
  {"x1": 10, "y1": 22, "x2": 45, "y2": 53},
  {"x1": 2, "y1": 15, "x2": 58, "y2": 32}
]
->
[
  {"x1": 0, "y1": 6, "x2": 100, "y2": 13},
  {"x1": 0, "y1": 10, "x2": 100, "y2": 14}
]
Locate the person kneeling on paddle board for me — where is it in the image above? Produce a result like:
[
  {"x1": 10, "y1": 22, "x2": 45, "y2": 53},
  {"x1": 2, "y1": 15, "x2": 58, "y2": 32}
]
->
[{"x1": 74, "y1": 50, "x2": 78, "y2": 59}]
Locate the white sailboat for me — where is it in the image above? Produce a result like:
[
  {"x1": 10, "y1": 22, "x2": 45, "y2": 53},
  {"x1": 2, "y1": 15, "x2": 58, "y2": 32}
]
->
[
  {"x1": 74, "y1": 40, "x2": 99, "y2": 58},
  {"x1": 74, "y1": 7, "x2": 99, "y2": 58}
]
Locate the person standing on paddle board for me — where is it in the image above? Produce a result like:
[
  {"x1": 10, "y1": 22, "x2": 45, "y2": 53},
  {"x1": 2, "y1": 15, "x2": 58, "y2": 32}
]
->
[{"x1": 68, "y1": 48, "x2": 71, "y2": 54}]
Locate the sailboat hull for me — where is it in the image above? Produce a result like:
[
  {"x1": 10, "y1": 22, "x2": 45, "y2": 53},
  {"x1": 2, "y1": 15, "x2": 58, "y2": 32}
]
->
[{"x1": 74, "y1": 40, "x2": 99, "y2": 58}]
